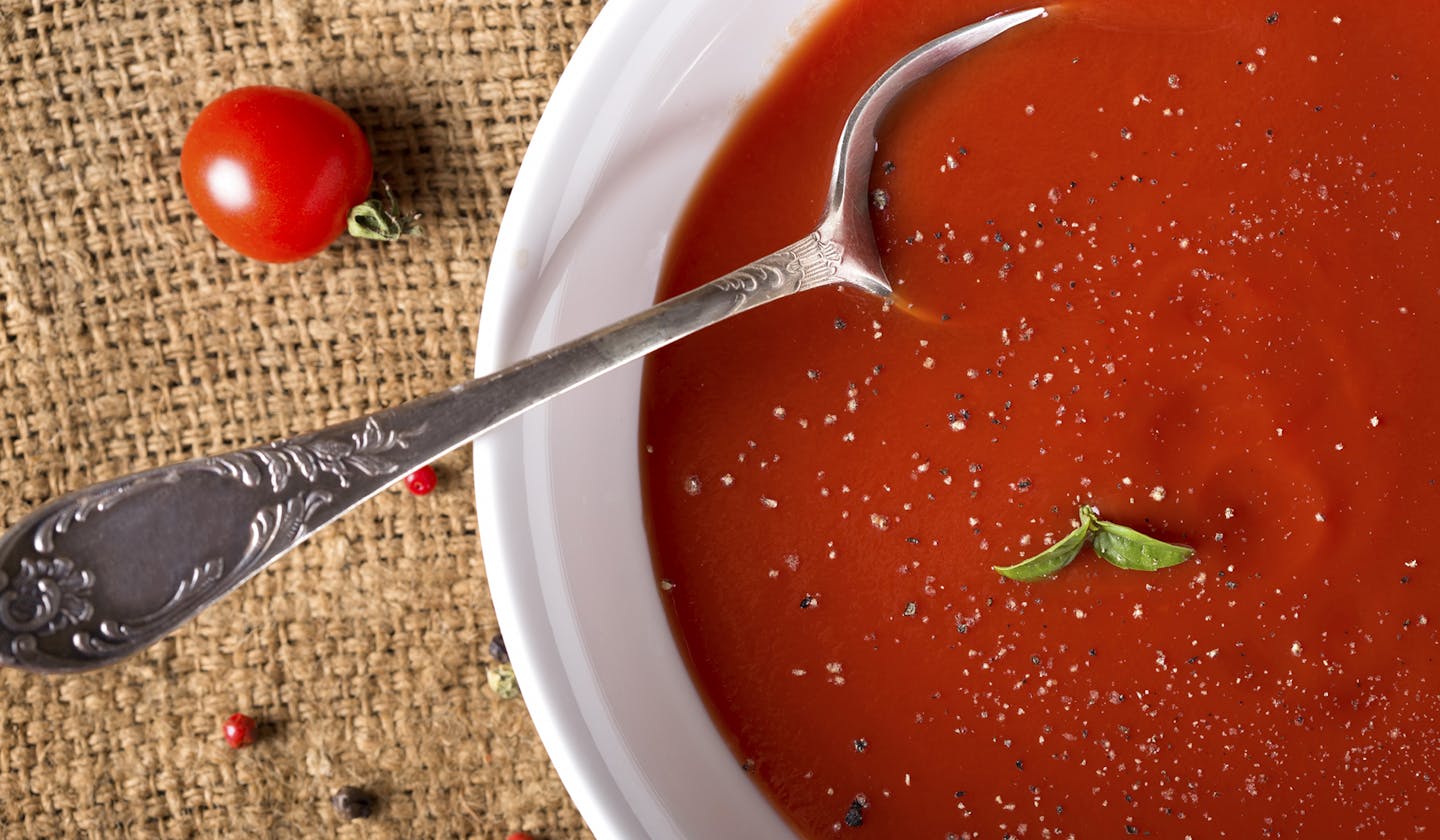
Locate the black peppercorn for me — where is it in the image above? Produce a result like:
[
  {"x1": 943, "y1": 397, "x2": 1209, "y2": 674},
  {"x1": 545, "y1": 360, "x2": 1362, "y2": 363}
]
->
[{"x1": 332, "y1": 786, "x2": 375, "y2": 820}]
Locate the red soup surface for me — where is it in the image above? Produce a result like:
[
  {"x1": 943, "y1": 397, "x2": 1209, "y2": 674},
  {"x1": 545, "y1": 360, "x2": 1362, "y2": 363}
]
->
[{"x1": 640, "y1": 0, "x2": 1440, "y2": 836}]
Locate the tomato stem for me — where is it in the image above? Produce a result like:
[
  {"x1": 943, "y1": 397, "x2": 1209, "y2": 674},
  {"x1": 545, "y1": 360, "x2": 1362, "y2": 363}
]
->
[{"x1": 347, "y1": 181, "x2": 422, "y2": 242}]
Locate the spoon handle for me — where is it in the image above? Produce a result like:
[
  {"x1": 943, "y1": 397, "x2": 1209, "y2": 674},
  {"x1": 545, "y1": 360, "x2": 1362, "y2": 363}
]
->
[{"x1": 0, "y1": 232, "x2": 846, "y2": 673}]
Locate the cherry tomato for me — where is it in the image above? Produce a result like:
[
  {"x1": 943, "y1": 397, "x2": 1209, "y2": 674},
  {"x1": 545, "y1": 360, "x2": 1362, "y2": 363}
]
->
[{"x1": 181, "y1": 86, "x2": 372, "y2": 263}]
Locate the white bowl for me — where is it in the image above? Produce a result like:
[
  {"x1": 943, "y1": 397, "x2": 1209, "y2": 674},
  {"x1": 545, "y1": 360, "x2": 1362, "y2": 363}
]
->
[{"x1": 473, "y1": 0, "x2": 823, "y2": 836}]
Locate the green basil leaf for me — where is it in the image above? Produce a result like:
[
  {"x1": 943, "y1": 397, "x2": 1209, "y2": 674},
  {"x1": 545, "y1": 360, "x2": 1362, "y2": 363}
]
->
[
  {"x1": 993, "y1": 508, "x2": 1096, "y2": 581},
  {"x1": 1091, "y1": 519, "x2": 1194, "y2": 571}
]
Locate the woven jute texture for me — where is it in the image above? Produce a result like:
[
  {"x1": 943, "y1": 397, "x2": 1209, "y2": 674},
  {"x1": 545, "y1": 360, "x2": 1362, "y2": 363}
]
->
[{"x1": 0, "y1": 0, "x2": 603, "y2": 836}]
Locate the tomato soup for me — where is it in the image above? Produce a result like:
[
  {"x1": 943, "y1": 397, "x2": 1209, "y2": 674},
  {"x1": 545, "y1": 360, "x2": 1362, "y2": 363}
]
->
[{"x1": 640, "y1": 1, "x2": 1440, "y2": 836}]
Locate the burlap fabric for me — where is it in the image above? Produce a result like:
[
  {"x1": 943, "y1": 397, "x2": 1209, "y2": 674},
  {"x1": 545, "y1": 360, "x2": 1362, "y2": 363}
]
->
[{"x1": 0, "y1": 0, "x2": 603, "y2": 836}]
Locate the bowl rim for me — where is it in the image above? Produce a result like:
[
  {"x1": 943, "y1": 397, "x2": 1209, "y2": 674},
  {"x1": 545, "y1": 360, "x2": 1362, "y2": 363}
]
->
[
  {"x1": 472, "y1": 0, "x2": 806, "y2": 835},
  {"x1": 473, "y1": 2, "x2": 660, "y2": 834}
]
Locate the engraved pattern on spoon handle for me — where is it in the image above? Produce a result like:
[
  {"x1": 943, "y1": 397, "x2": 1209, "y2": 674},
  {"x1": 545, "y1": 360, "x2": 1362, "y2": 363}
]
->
[
  {"x1": 0, "y1": 414, "x2": 432, "y2": 672},
  {"x1": 0, "y1": 233, "x2": 846, "y2": 673}
]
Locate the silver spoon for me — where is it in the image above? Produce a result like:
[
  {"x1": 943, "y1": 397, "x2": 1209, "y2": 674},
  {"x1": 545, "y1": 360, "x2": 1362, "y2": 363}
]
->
[{"x1": 0, "y1": 7, "x2": 1044, "y2": 674}]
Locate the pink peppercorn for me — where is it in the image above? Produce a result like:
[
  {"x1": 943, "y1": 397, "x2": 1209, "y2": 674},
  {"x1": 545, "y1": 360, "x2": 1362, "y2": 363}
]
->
[
  {"x1": 223, "y1": 713, "x2": 256, "y2": 748},
  {"x1": 404, "y1": 464, "x2": 438, "y2": 496}
]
